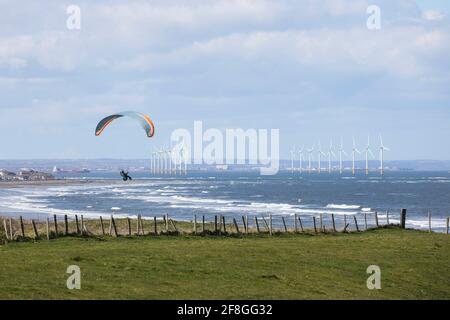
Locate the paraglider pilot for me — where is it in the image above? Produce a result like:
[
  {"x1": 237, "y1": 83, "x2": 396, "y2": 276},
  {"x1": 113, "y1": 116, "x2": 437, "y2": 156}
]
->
[{"x1": 120, "y1": 170, "x2": 132, "y2": 181}]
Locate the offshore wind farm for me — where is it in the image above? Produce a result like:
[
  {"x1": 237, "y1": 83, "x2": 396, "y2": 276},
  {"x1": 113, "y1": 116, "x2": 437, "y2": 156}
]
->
[{"x1": 289, "y1": 135, "x2": 390, "y2": 176}]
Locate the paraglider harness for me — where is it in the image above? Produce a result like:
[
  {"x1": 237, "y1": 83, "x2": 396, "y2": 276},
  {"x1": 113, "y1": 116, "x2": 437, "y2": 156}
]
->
[{"x1": 120, "y1": 170, "x2": 132, "y2": 181}]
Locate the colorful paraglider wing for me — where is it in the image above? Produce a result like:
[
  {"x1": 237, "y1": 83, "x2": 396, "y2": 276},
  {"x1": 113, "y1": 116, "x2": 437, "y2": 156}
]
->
[{"x1": 95, "y1": 111, "x2": 155, "y2": 138}]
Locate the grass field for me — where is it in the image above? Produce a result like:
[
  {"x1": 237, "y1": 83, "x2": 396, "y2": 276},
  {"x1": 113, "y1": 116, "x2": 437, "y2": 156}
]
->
[{"x1": 0, "y1": 227, "x2": 449, "y2": 300}]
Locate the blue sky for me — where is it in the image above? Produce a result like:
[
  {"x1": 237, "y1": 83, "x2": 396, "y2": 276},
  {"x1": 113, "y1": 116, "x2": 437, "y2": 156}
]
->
[{"x1": 0, "y1": 0, "x2": 449, "y2": 160}]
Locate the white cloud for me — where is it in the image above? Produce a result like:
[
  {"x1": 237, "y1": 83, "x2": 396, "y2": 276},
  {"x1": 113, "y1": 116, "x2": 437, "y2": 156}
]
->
[
  {"x1": 0, "y1": 0, "x2": 449, "y2": 159},
  {"x1": 422, "y1": 10, "x2": 445, "y2": 21}
]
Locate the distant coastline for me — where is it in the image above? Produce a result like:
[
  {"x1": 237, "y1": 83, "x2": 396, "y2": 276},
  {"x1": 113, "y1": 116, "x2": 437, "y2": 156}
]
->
[{"x1": 0, "y1": 179, "x2": 111, "y2": 189}]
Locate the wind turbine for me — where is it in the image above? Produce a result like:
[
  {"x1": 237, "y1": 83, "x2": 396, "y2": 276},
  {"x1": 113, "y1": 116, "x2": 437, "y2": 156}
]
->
[
  {"x1": 298, "y1": 146, "x2": 305, "y2": 174},
  {"x1": 154, "y1": 150, "x2": 159, "y2": 174},
  {"x1": 152, "y1": 150, "x2": 157, "y2": 175},
  {"x1": 338, "y1": 138, "x2": 348, "y2": 174},
  {"x1": 317, "y1": 141, "x2": 326, "y2": 174},
  {"x1": 379, "y1": 134, "x2": 390, "y2": 176},
  {"x1": 352, "y1": 137, "x2": 361, "y2": 176},
  {"x1": 150, "y1": 149, "x2": 154, "y2": 174},
  {"x1": 327, "y1": 140, "x2": 336, "y2": 173},
  {"x1": 307, "y1": 145, "x2": 314, "y2": 174},
  {"x1": 179, "y1": 144, "x2": 188, "y2": 176},
  {"x1": 364, "y1": 135, "x2": 375, "y2": 175},
  {"x1": 158, "y1": 149, "x2": 165, "y2": 175},
  {"x1": 290, "y1": 146, "x2": 296, "y2": 174},
  {"x1": 167, "y1": 149, "x2": 173, "y2": 175}
]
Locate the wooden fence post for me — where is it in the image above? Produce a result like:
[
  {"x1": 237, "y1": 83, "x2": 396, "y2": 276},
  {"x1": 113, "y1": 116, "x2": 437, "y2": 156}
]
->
[
  {"x1": 344, "y1": 215, "x2": 347, "y2": 231},
  {"x1": 386, "y1": 210, "x2": 390, "y2": 225},
  {"x1": 313, "y1": 216, "x2": 317, "y2": 233},
  {"x1": 319, "y1": 214, "x2": 323, "y2": 231},
  {"x1": 446, "y1": 217, "x2": 449, "y2": 235},
  {"x1": 75, "y1": 215, "x2": 80, "y2": 234},
  {"x1": 64, "y1": 215, "x2": 69, "y2": 235},
  {"x1": 3, "y1": 219, "x2": 9, "y2": 240},
  {"x1": 269, "y1": 214, "x2": 273, "y2": 236},
  {"x1": 108, "y1": 215, "x2": 113, "y2": 235},
  {"x1": 353, "y1": 216, "x2": 360, "y2": 232},
  {"x1": 294, "y1": 214, "x2": 298, "y2": 233},
  {"x1": 222, "y1": 216, "x2": 226, "y2": 233},
  {"x1": 298, "y1": 216, "x2": 304, "y2": 232},
  {"x1": 127, "y1": 217, "x2": 132, "y2": 236},
  {"x1": 375, "y1": 211, "x2": 379, "y2": 228},
  {"x1": 165, "y1": 214, "x2": 169, "y2": 232},
  {"x1": 242, "y1": 216, "x2": 246, "y2": 235},
  {"x1": 31, "y1": 220, "x2": 39, "y2": 239},
  {"x1": 428, "y1": 211, "x2": 432, "y2": 233},
  {"x1": 80, "y1": 215, "x2": 85, "y2": 236},
  {"x1": 218, "y1": 215, "x2": 223, "y2": 235},
  {"x1": 255, "y1": 217, "x2": 260, "y2": 233},
  {"x1": 262, "y1": 217, "x2": 269, "y2": 232},
  {"x1": 53, "y1": 215, "x2": 58, "y2": 237},
  {"x1": 136, "y1": 215, "x2": 140, "y2": 235},
  {"x1": 194, "y1": 215, "x2": 197, "y2": 235},
  {"x1": 214, "y1": 216, "x2": 218, "y2": 234},
  {"x1": 343, "y1": 223, "x2": 350, "y2": 233},
  {"x1": 331, "y1": 214, "x2": 336, "y2": 232},
  {"x1": 154, "y1": 217, "x2": 157, "y2": 235},
  {"x1": 364, "y1": 213, "x2": 368, "y2": 230},
  {"x1": 282, "y1": 216, "x2": 288, "y2": 233},
  {"x1": 46, "y1": 218, "x2": 50, "y2": 240},
  {"x1": 100, "y1": 216, "x2": 105, "y2": 235},
  {"x1": 140, "y1": 215, "x2": 145, "y2": 235},
  {"x1": 140, "y1": 215, "x2": 144, "y2": 235},
  {"x1": 111, "y1": 215, "x2": 118, "y2": 237},
  {"x1": 400, "y1": 209, "x2": 406, "y2": 229},
  {"x1": 170, "y1": 219, "x2": 177, "y2": 232},
  {"x1": 9, "y1": 218, "x2": 13, "y2": 240},
  {"x1": 245, "y1": 215, "x2": 249, "y2": 234},
  {"x1": 233, "y1": 218, "x2": 240, "y2": 234},
  {"x1": 202, "y1": 215, "x2": 205, "y2": 233},
  {"x1": 19, "y1": 216, "x2": 25, "y2": 238}
]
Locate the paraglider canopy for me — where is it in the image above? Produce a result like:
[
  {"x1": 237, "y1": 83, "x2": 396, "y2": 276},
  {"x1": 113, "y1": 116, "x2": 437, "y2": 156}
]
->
[{"x1": 95, "y1": 111, "x2": 155, "y2": 138}]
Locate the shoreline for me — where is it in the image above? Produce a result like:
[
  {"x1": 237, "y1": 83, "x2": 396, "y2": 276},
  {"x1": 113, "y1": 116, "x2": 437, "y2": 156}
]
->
[{"x1": 0, "y1": 179, "x2": 151, "y2": 189}]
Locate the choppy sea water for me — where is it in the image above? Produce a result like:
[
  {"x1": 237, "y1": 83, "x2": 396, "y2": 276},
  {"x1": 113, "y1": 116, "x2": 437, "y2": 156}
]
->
[{"x1": 0, "y1": 171, "x2": 449, "y2": 232}]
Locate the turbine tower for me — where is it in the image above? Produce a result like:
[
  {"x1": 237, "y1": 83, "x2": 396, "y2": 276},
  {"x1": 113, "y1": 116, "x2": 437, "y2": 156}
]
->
[
  {"x1": 352, "y1": 137, "x2": 360, "y2": 176},
  {"x1": 152, "y1": 151, "x2": 157, "y2": 175},
  {"x1": 290, "y1": 146, "x2": 296, "y2": 174},
  {"x1": 338, "y1": 138, "x2": 347, "y2": 175},
  {"x1": 150, "y1": 149, "x2": 154, "y2": 175},
  {"x1": 298, "y1": 146, "x2": 305, "y2": 174},
  {"x1": 179, "y1": 144, "x2": 188, "y2": 176},
  {"x1": 379, "y1": 134, "x2": 390, "y2": 176},
  {"x1": 166, "y1": 149, "x2": 171, "y2": 175},
  {"x1": 307, "y1": 145, "x2": 314, "y2": 174},
  {"x1": 317, "y1": 141, "x2": 326, "y2": 174},
  {"x1": 364, "y1": 135, "x2": 375, "y2": 175},
  {"x1": 327, "y1": 140, "x2": 336, "y2": 174},
  {"x1": 159, "y1": 149, "x2": 165, "y2": 175},
  {"x1": 155, "y1": 150, "x2": 159, "y2": 174}
]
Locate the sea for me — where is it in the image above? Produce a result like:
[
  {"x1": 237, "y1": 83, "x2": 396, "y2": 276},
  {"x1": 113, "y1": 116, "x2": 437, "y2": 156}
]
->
[{"x1": 0, "y1": 171, "x2": 449, "y2": 232}]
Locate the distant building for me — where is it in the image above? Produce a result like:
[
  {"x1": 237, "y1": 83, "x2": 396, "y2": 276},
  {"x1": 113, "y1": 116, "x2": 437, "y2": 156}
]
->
[
  {"x1": 16, "y1": 169, "x2": 54, "y2": 181},
  {"x1": 0, "y1": 170, "x2": 17, "y2": 181}
]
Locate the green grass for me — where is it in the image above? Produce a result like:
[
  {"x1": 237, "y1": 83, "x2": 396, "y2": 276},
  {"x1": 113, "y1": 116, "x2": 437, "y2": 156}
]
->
[{"x1": 0, "y1": 227, "x2": 449, "y2": 300}]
